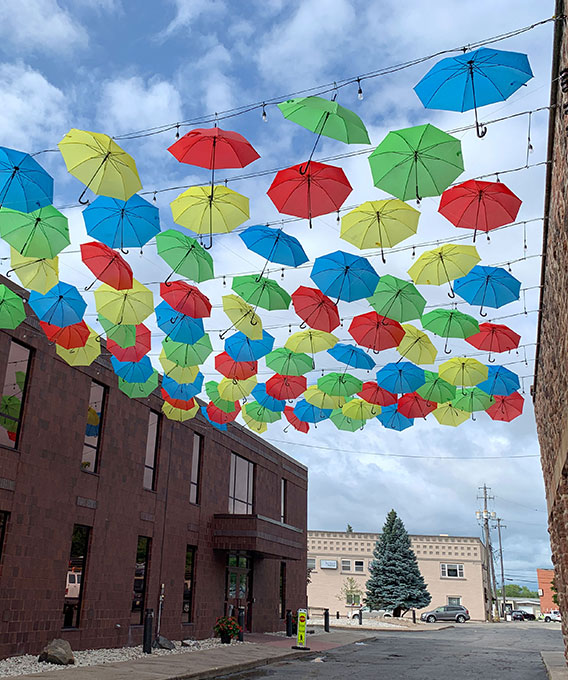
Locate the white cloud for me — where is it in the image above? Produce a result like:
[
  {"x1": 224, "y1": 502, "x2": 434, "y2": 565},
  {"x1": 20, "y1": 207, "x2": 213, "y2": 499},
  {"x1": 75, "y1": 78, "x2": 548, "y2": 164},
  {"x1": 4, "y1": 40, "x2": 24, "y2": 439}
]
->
[{"x1": 157, "y1": 0, "x2": 227, "y2": 39}]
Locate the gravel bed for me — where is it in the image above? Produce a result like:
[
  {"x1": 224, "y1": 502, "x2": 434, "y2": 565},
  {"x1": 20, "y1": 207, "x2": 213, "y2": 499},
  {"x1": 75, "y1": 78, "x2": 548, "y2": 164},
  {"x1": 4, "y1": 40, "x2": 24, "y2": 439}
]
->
[
  {"x1": 0, "y1": 638, "x2": 246, "y2": 678},
  {"x1": 309, "y1": 616, "x2": 406, "y2": 629}
]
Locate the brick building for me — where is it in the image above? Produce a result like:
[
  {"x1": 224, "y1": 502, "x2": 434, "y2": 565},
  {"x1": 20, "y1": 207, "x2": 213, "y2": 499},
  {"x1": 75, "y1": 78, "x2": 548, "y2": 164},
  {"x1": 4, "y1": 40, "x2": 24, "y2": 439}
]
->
[
  {"x1": 0, "y1": 297, "x2": 307, "y2": 659},
  {"x1": 537, "y1": 568, "x2": 556, "y2": 614}
]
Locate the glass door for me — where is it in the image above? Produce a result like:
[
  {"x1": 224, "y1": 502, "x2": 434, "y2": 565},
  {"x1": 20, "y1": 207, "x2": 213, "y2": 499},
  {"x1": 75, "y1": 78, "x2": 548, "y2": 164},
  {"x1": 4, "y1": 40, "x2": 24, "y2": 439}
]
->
[{"x1": 225, "y1": 553, "x2": 253, "y2": 631}]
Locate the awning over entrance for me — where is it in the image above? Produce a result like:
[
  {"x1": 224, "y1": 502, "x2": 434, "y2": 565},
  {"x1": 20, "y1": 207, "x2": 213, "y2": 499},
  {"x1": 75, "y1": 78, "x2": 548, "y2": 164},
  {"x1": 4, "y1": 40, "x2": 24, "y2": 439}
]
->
[{"x1": 212, "y1": 514, "x2": 304, "y2": 560}]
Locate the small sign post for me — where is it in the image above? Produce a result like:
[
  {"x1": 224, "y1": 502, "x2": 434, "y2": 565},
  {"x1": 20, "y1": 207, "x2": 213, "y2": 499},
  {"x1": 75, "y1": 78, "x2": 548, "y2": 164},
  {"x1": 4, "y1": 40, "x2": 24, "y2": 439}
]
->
[{"x1": 292, "y1": 608, "x2": 310, "y2": 651}]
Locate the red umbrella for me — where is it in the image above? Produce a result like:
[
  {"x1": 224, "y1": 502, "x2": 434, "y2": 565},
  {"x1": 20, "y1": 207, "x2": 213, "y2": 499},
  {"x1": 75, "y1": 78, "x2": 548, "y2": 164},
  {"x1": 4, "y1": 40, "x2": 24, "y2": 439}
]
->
[
  {"x1": 397, "y1": 392, "x2": 436, "y2": 419},
  {"x1": 438, "y1": 180, "x2": 521, "y2": 241},
  {"x1": 486, "y1": 392, "x2": 524, "y2": 422},
  {"x1": 161, "y1": 389, "x2": 196, "y2": 410},
  {"x1": 267, "y1": 161, "x2": 352, "y2": 227},
  {"x1": 207, "y1": 400, "x2": 241, "y2": 425},
  {"x1": 160, "y1": 281, "x2": 212, "y2": 318},
  {"x1": 266, "y1": 374, "x2": 307, "y2": 401},
  {"x1": 348, "y1": 312, "x2": 404, "y2": 352},
  {"x1": 168, "y1": 127, "x2": 259, "y2": 169},
  {"x1": 466, "y1": 322, "x2": 520, "y2": 362},
  {"x1": 215, "y1": 351, "x2": 257, "y2": 380},
  {"x1": 291, "y1": 286, "x2": 340, "y2": 332},
  {"x1": 40, "y1": 320, "x2": 90, "y2": 349},
  {"x1": 357, "y1": 381, "x2": 397, "y2": 407},
  {"x1": 80, "y1": 241, "x2": 133, "y2": 290},
  {"x1": 107, "y1": 323, "x2": 151, "y2": 362},
  {"x1": 284, "y1": 405, "x2": 310, "y2": 434}
]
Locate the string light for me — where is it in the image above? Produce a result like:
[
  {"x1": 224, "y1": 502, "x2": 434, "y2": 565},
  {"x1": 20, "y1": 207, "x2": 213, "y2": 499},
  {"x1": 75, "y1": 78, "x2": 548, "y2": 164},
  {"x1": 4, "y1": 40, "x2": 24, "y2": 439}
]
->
[
  {"x1": 262, "y1": 103, "x2": 268, "y2": 123},
  {"x1": 357, "y1": 78, "x2": 364, "y2": 100}
]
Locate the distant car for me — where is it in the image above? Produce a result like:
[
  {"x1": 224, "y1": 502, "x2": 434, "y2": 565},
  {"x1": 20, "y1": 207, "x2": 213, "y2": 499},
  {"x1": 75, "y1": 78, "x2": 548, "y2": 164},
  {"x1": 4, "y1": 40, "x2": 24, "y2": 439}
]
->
[
  {"x1": 348, "y1": 606, "x2": 392, "y2": 619},
  {"x1": 541, "y1": 610, "x2": 562, "y2": 623},
  {"x1": 421, "y1": 605, "x2": 470, "y2": 623},
  {"x1": 511, "y1": 610, "x2": 526, "y2": 621},
  {"x1": 520, "y1": 610, "x2": 536, "y2": 621}
]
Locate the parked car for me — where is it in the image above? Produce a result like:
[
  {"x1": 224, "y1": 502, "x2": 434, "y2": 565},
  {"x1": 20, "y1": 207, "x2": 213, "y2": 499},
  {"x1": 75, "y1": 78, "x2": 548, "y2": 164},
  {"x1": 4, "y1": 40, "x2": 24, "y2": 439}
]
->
[
  {"x1": 348, "y1": 606, "x2": 392, "y2": 619},
  {"x1": 421, "y1": 605, "x2": 470, "y2": 623},
  {"x1": 540, "y1": 610, "x2": 562, "y2": 623},
  {"x1": 511, "y1": 610, "x2": 527, "y2": 621},
  {"x1": 520, "y1": 610, "x2": 536, "y2": 621}
]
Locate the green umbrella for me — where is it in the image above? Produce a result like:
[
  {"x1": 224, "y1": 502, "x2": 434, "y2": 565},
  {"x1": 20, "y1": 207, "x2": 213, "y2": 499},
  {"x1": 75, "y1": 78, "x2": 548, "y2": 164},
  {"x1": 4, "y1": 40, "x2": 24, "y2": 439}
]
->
[
  {"x1": 0, "y1": 394, "x2": 21, "y2": 433},
  {"x1": 163, "y1": 335, "x2": 213, "y2": 366},
  {"x1": 118, "y1": 370, "x2": 159, "y2": 399},
  {"x1": 0, "y1": 205, "x2": 70, "y2": 258},
  {"x1": 98, "y1": 315, "x2": 137, "y2": 348},
  {"x1": 245, "y1": 401, "x2": 282, "y2": 423},
  {"x1": 0, "y1": 285, "x2": 25, "y2": 329},
  {"x1": 421, "y1": 308, "x2": 479, "y2": 353},
  {"x1": 317, "y1": 372, "x2": 362, "y2": 398},
  {"x1": 330, "y1": 409, "x2": 366, "y2": 432},
  {"x1": 156, "y1": 229, "x2": 214, "y2": 283},
  {"x1": 265, "y1": 348, "x2": 314, "y2": 376},
  {"x1": 453, "y1": 387, "x2": 495, "y2": 413},
  {"x1": 367, "y1": 275, "x2": 426, "y2": 322},
  {"x1": 416, "y1": 370, "x2": 456, "y2": 403},
  {"x1": 368, "y1": 124, "x2": 464, "y2": 202},
  {"x1": 278, "y1": 96, "x2": 370, "y2": 145},
  {"x1": 15, "y1": 371, "x2": 26, "y2": 393},
  {"x1": 232, "y1": 275, "x2": 291, "y2": 311},
  {"x1": 205, "y1": 380, "x2": 237, "y2": 413}
]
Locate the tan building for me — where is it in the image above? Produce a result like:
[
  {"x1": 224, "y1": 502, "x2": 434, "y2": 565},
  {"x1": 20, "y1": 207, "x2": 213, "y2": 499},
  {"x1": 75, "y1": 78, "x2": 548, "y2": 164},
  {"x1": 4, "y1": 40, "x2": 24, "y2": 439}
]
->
[{"x1": 307, "y1": 530, "x2": 489, "y2": 621}]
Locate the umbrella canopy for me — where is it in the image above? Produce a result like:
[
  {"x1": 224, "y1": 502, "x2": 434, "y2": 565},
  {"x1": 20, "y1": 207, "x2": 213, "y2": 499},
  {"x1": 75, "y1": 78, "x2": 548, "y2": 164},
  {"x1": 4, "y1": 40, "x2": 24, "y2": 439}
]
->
[
  {"x1": 251, "y1": 383, "x2": 286, "y2": 412},
  {"x1": 222, "y1": 294, "x2": 263, "y2": 340},
  {"x1": 278, "y1": 96, "x2": 370, "y2": 144},
  {"x1": 303, "y1": 385, "x2": 343, "y2": 410},
  {"x1": 218, "y1": 375, "x2": 257, "y2": 401},
  {"x1": 291, "y1": 286, "x2": 340, "y2": 332},
  {"x1": 163, "y1": 335, "x2": 213, "y2": 366},
  {"x1": 486, "y1": 392, "x2": 524, "y2": 422},
  {"x1": 242, "y1": 411, "x2": 268, "y2": 434},
  {"x1": 206, "y1": 381, "x2": 238, "y2": 413},
  {"x1": 83, "y1": 194, "x2": 160, "y2": 249},
  {"x1": 369, "y1": 124, "x2": 464, "y2": 201},
  {"x1": 438, "y1": 180, "x2": 521, "y2": 240},
  {"x1": 117, "y1": 369, "x2": 159, "y2": 399},
  {"x1": 160, "y1": 281, "x2": 211, "y2": 318},
  {"x1": 454, "y1": 265, "x2": 521, "y2": 315},
  {"x1": 58, "y1": 128, "x2": 141, "y2": 201},
  {"x1": 9, "y1": 248, "x2": 58, "y2": 294},
  {"x1": 207, "y1": 400, "x2": 241, "y2": 425},
  {"x1": 284, "y1": 405, "x2": 310, "y2": 433},
  {"x1": 168, "y1": 127, "x2": 260, "y2": 168},
  {"x1": 0, "y1": 146, "x2": 53, "y2": 212},
  {"x1": 239, "y1": 225, "x2": 308, "y2": 268},
  {"x1": 159, "y1": 353, "x2": 199, "y2": 383},
  {"x1": 232, "y1": 275, "x2": 291, "y2": 311},
  {"x1": 266, "y1": 347, "x2": 314, "y2": 376},
  {"x1": 421, "y1": 308, "x2": 479, "y2": 353},
  {"x1": 0, "y1": 205, "x2": 69, "y2": 258},
  {"x1": 107, "y1": 323, "x2": 151, "y2": 361},
  {"x1": 330, "y1": 409, "x2": 366, "y2": 432},
  {"x1": 348, "y1": 312, "x2": 405, "y2": 352},
  {"x1": 377, "y1": 404, "x2": 414, "y2": 431},
  {"x1": 342, "y1": 399, "x2": 379, "y2": 420},
  {"x1": 266, "y1": 374, "x2": 307, "y2": 401},
  {"x1": 267, "y1": 162, "x2": 352, "y2": 226},
  {"x1": 110, "y1": 355, "x2": 154, "y2": 384},
  {"x1": 376, "y1": 362, "x2": 425, "y2": 394},
  {"x1": 201, "y1": 404, "x2": 229, "y2": 431},
  {"x1": 357, "y1": 381, "x2": 397, "y2": 406},
  {"x1": 40, "y1": 320, "x2": 90, "y2": 349},
  {"x1": 327, "y1": 343, "x2": 376, "y2": 370},
  {"x1": 416, "y1": 370, "x2": 457, "y2": 403},
  {"x1": 367, "y1": 275, "x2": 426, "y2": 323},
  {"x1": 466, "y1": 322, "x2": 521, "y2": 359},
  {"x1": 163, "y1": 401, "x2": 199, "y2": 422},
  {"x1": 398, "y1": 392, "x2": 437, "y2": 419},
  {"x1": 0, "y1": 285, "x2": 25, "y2": 329},
  {"x1": 396, "y1": 324, "x2": 437, "y2": 365},
  {"x1": 477, "y1": 365, "x2": 520, "y2": 396},
  {"x1": 408, "y1": 244, "x2": 480, "y2": 296},
  {"x1": 433, "y1": 402, "x2": 470, "y2": 427},
  {"x1": 438, "y1": 357, "x2": 488, "y2": 389},
  {"x1": 162, "y1": 373, "x2": 204, "y2": 401},
  {"x1": 318, "y1": 372, "x2": 363, "y2": 398},
  {"x1": 80, "y1": 241, "x2": 133, "y2": 290},
  {"x1": 156, "y1": 300, "x2": 205, "y2": 344},
  {"x1": 311, "y1": 250, "x2": 379, "y2": 302},
  {"x1": 293, "y1": 399, "x2": 332, "y2": 423},
  {"x1": 56, "y1": 325, "x2": 101, "y2": 366},
  {"x1": 161, "y1": 390, "x2": 196, "y2": 410},
  {"x1": 29, "y1": 281, "x2": 86, "y2": 327},
  {"x1": 215, "y1": 351, "x2": 257, "y2": 380},
  {"x1": 156, "y1": 229, "x2": 214, "y2": 282},
  {"x1": 94, "y1": 279, "x2": 153, "y2": 325},
  {"x1": 453, "y1": 387, "x2": 495, "y2": 413},
  {"x1": 224, "y1": 330, "x2": 275, "y2": 362},
  {"x1": 285, "y1": 329, "x2": 338, "y2": 355},
  {"x1": 98, "y1": 315, "x2": 136, "y2": 347}
]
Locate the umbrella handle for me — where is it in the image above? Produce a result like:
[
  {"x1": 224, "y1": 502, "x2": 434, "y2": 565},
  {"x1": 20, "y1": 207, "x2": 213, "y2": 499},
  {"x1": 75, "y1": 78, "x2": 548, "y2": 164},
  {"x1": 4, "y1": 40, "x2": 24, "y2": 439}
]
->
[
  {"x1": 78, "y1": 187, "x2": 90, "y2": 205},
  {"x1": 488, "y1": 353, "x2": 496, "y2": 363},
  {"x1": 120, "y1": 248, "x2": 129, "y2": 255},
  {"x1": 283, "y1": 424, "x2": 290, "y2": 433},
  {"x1": 476, "y1": 122, "x2": 488, "y2": 139},
  {"x1": 479, "y1": 308, "x2": 488, "y2": 317},
  {"x1": 84, "y1": 278, "x2": 97, "y2": 291}
]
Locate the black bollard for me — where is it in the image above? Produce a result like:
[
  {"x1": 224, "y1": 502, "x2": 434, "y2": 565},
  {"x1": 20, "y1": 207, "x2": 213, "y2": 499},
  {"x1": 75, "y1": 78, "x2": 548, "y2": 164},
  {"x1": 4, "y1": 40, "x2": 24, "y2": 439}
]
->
[
  {"x1": 358, "y1": 609, "x2": 363, "y2": 625},
  {"x1": 143, "y1": 609, "x2": 154, "y2": 654},
  {"x1": 286, "y1": 609, "x2": 293, "y2": 637},
  {"x1": 324, "y1": 608, "x2": 330, "y2": 632},
  {"x1": 237, "y1": 607, "x2": 245, "y2": 642},
  {"x1": 412, "y1": 609, "x2": 416, "y2": 624},
  {"x1": 336, "y1": 611, "x2": 340, "y2": 619}
]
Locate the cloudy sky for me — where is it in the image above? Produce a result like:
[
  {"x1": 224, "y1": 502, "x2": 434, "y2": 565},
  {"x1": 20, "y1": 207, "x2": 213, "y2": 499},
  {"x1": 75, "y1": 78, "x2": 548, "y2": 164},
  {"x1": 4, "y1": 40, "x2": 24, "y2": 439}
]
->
[{"x1": 0, "y1": 0, "x2": 557, "y2": 588}]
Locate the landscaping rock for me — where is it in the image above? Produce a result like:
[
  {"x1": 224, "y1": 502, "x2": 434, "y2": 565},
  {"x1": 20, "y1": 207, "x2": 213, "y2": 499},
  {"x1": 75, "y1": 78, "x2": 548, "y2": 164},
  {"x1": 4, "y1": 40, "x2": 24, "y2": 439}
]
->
[
  {"x1": 37, "y1": 639, "x2": 75, "y2": 665},
  {"x1": 153, "y1": 635, "x2": 175, "y2": 650}
]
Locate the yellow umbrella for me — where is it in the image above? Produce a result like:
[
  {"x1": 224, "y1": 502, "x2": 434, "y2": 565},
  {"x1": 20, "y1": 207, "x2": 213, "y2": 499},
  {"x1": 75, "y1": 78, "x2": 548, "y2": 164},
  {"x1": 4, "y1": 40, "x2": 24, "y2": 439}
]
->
[
  {"x1": 222, "y1": 294, "x2": 263, "y2": 340},
  {"x1": 303, "y1": 385, "x2": 343, "y2": 410},
  {"x1": 162, "y1": 401, "x2": 199, "y2": 422},
  {"x1": 242, "y1": 412, "x2": 268, "y2": 434},
  {"x1": 407, "y1": 244, "x2": 480, "y2": 296},
  {"x1": 58, "y1": 128, "x2": 142, "y2": 202},
  {"x1": 9, "y1": 247, "x2": 59, "y2": 293},
  {"x1": 218, "y1": 375, "x2": 257, "y2": 401},
  {"x1": 56, "y1": 325, "x2": 100, "y2": 366},
  {"x1": 341, "y1": 399, "x2": 379, "y2": 420},
  {"x1": 439, "y1": 357, "x2": 488, "y2": 388},
  {"x1": 433, "y1": 402, "x2": 470, "y2": 427},
  {"x1": 396, "y1": 324, "x2": 437, "y2": 365},
  {"x1": 285, "y1": 329, "x2": 339, "y2": 354},
  {"x1": 159, "y1": 351, "x2": 200, "y2": 383},
  {"x1": 340, "y1": 199, "x2": 420, "y2": 261},
  {"x1": 94, "y1": 279, "x2": 153, "y2": 325}
]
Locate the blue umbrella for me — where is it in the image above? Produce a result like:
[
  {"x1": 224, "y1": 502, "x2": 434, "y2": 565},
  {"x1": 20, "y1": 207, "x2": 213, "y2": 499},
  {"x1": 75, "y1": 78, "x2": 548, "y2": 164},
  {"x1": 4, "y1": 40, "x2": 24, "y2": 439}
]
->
[
  {"x1": 239, "y1": 225, "x2": 309, "y2": 276},
  {"x1": 327, "y1": 343, "x2": 375, "y2": 370},
  {"x1": 82, "y1": 194, "x2": 160, "y2": 250},
  {"x1": 376, "y1": 362, "x2": 425, "y2": 394},
  {"x1": 156, "y1": 300, "x2": 205, "y2": 344},
  {"x1": 0, "y1": 147, "x2": 53, "y2": 213},
  {"x1": 251, "y1": 383, "x2": 286, "y2": 412},
  {"x1": 28, "y1": 281, "x2": 86, "y2": 327},
  {"x1": 414, "y1": 47, "x2": 533, "y2": 137},
  {"x1": 311, "y1": 250, "x2": 379, "y2": 302},
  {"x1": 476, "y1": 365, "x2": 520, "y2": 396},
  {"x1": 377, "y1": 404, "x2": 414, "y2": 431},
  {"x1": 225, "y1": 330, "x2": 275, "y2": 362},
  {"x1": 454, "y1": 266, "x2": 520, "y2": 316},
  {"x1": 200, "y1": 405, "x2": 228, "y2": 431},
  {"x1": 293, "y1": 399, "x2": 332, "y2": 423},
  {"x1": 110, "y1": 355, "x2": 154, "y2": 383},
  {"x1": 162, "y1": 373, "x2": 204, "y2": 401}
]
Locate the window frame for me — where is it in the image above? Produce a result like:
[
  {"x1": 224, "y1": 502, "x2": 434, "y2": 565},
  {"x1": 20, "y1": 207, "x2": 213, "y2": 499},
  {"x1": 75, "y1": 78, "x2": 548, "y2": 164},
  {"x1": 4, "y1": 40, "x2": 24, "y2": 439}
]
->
[
  {"x1": 280, "y1": 478, "x2": 287, "y2": 524},
  {"x1": 143, "y1": 410, "x2": 160, "y2": 491},
  {"x1": 182, "y1": 545, "x2": 196, "y2": 623},
  {"x1": 0, "y1": 340, "x2": 32, "y2": 449},
  {"x1": 354, "y1": 560, "x2": 364, "y2": 572},
  {"x1": 341, "y1": 559, "x2": 351, "y2": 572},
  {"x1": 63, "y1": 524, "x2": 91, "y2": 630},
  {"x1": 440, "y1": 563, "x2": 464, "y2": 578},
  {"x1": 279, "y1": 562, "x2": 286, "y2": 619},
  {"x1": 189, "y1": 432, "x2": 203, "y2": 505},
  {"x1": 307, "y1": 558, "x2": 316, "y2": 571},
  {"x1": 82, "y1": 380, "x2": 107, "y2": 473},
  {"x1": 131, "y1": 536, "x2": 151, "y2": 625},
  {"x1": 0, "y1": 511, "x2": 9, "y2": 563},
  {"x1": 228, "y1": 452, "x2": 255, "y2": 515}
]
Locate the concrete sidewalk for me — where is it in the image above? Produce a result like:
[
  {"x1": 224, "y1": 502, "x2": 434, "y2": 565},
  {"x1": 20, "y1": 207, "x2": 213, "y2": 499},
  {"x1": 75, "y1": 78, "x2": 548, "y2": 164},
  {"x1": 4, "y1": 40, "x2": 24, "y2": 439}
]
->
[{"x1": 542, "y1": 652, "x2": 568, "y2": 679}]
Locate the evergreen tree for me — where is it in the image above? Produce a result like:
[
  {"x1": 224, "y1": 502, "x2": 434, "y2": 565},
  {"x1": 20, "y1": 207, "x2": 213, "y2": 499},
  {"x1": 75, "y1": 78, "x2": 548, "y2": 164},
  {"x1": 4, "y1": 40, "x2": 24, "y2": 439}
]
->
[{"x1": 365, "y1": 509, "x2": 431, "y2": 617}]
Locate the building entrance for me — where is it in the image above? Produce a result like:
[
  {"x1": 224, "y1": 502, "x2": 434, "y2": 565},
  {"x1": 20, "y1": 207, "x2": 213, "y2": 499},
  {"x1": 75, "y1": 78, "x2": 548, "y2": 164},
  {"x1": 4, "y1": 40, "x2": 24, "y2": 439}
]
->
[{"x1": 225, "y1": 553, "x2": 253, "y2": 631}]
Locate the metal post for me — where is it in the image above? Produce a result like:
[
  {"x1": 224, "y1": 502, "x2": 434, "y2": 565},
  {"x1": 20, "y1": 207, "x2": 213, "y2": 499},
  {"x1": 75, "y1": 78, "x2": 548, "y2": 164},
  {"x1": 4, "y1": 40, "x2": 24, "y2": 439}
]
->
[
  {"x1": 336, "y1": 611, "x2": 339, "y2": 619},
  {"x1": 285, "y1": 610, "x2": 293, "y2": 637},
  {"x1": 237, "y1": 607, "x2": 245, "y2": 642},
  {"x1": 358, "y1": 609, "x2": 363, "y2": 625},
  {"x1": 143, "y1": 609, "x2": 154, "y2": 654},
  {"x1": 495, "y1": 518, "x2": 507, "y2": 619},
  {"x1": 324, "y1": 608, "x2": 330, "y2": 632},
  {"x1": 412, "y1": 609, "x2": 416, "y2": 624}
]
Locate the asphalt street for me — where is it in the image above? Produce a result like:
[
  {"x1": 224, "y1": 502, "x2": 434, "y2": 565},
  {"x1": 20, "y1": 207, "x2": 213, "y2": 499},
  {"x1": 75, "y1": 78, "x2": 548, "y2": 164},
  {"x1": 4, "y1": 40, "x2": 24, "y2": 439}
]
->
[{"x1": 223, "y1": 623, "x2": 564, "y2": 680}]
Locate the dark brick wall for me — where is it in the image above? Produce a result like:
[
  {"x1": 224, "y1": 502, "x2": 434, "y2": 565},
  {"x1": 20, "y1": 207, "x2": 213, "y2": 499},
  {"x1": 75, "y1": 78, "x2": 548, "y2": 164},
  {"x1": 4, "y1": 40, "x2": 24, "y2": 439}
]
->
[{"x1": 0, "y1": 311, "x2": 308, "y2": 658}]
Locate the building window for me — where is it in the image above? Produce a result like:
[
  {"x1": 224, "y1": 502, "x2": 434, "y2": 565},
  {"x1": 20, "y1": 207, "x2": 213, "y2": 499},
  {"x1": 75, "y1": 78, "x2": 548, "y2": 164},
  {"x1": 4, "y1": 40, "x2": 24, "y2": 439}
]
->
[
  {"x1": 190, "y1": 432, "x2": 202, "y2": 504},
  {"x1": 280, "y1": 478, "x2": 287, "y2": 523},
  {"x1": 0, "y1": 511, "x2": 9, "y2": 562},
  {"x1": 354, "y1": 560, "x2": 364, "y2": 572},
  {"x1": 307, "y1": 558, "x2": 316, "y2": 570},
  {"x1": 183, "y1": 546, "x2": 196, "y2": 623},
  {"x1": 82, "y1": 381, "x2": 106, "y2": 472},
  {"x1": 228, "y1": 452, "x2": 254, "y2": 514},
  {"x1": 448, "y1": 596, "x2": 462, "y2": 606},
  {"x1": 144, "y1": 411, "x2": 160, "y2": 490},
  {"x1": 441, "y1": 563, "x2": 464, "y2": 578},
  {"x1": 0, "y1": 341, "x2": 31, "y2": 448},
  {"x1": 346, "y1": 592, "x2": 361, "y2": 605},
  {"x1": 131, "y1": 536, "x2": 151, "y2": 625},
  {"x1": 280, "y1": 562, "x2": 286, "y2": 619},
  {"x1": 63, "y1": 525, "x2": 90, "y2": 629},
  {"x1": 341, "y1": 559, "x2": 351, "y2": 571}
]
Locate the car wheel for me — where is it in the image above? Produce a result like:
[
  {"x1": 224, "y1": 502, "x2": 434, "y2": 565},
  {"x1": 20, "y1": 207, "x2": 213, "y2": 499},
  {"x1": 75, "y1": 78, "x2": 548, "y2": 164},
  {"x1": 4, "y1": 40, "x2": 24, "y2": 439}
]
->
[
  {"x1": 384, "y1": 614, "x2": 391, "y2": 618},
  {"x1": 545, "y1": 616, "x2": 551, "y2": 623},
  {"x1": 456, "y1": 615, "x2": 466, "y2": 623},
  {"x1": 426, "y1": 615, "x2": 436, "y2": 623}
]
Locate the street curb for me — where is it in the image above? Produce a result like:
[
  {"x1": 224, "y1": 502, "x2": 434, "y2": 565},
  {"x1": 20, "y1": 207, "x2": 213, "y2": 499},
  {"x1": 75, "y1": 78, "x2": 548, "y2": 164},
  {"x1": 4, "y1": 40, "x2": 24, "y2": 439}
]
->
[
  {"x1": 541, "y1": 651, "x2": 568, "y2": 679},
  {"x1": 309, "y1": 624, "x2": 455, "y2": 633}
]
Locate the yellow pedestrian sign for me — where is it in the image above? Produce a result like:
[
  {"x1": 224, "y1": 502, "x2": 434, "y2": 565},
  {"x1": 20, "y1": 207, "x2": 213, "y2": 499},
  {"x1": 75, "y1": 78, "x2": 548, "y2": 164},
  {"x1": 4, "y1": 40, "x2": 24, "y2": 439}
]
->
[{"x1": 292, "y1": 608, "x2": 310, "y2": 650}]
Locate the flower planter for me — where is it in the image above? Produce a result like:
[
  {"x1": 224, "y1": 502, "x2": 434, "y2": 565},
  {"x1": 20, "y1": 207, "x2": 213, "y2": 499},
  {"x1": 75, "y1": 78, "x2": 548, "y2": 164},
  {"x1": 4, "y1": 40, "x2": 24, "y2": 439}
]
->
[{"x1": 220, "y1": 633, "x2": 232, "y2": 644}]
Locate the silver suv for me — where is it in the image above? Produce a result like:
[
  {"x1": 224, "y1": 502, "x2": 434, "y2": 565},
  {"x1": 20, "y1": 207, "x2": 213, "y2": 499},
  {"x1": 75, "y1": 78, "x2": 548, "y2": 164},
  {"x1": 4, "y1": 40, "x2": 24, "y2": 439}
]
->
[{"x1": 421, "y1": 605, "x2": 470, "y2": 623}]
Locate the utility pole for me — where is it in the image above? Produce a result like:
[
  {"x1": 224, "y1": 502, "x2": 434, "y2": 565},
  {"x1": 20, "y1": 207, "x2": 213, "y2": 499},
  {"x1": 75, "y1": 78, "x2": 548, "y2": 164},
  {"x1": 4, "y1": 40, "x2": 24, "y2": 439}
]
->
[
  {"x1": 476, "y1": 484, "x2": 497, "y2": 622},
  {"x1": 492, "y1": 517, "x2": 507, "y2": 619}
]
